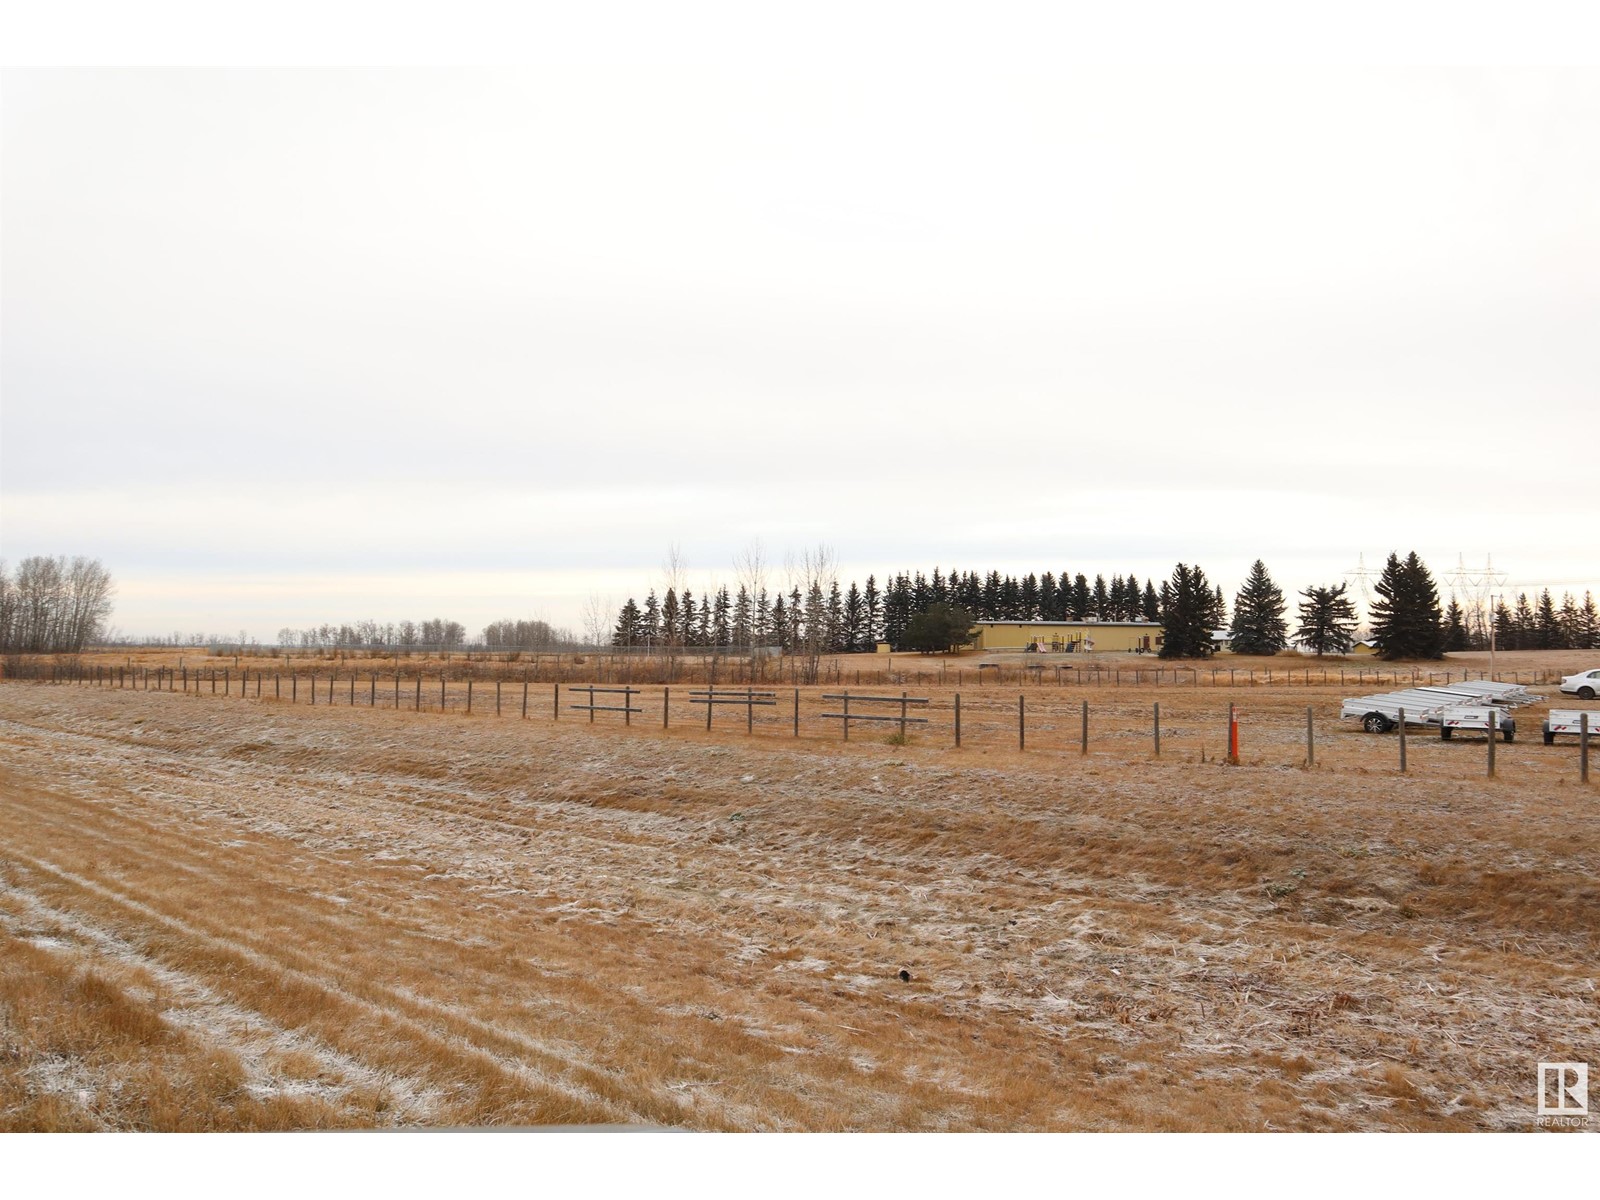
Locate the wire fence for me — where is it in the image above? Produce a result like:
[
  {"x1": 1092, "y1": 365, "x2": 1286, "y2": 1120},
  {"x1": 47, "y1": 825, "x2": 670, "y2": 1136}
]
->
[{"x1": 8, "y1": 660, "x2": 1592, "y2": 783}]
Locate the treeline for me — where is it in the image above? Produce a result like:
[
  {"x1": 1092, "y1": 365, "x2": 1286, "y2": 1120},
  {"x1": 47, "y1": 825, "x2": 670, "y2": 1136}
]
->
[
  {"x1": 0, "y1": 556, "x2": 115, "y2": 653},
  {"x1": 273, "y1": 617, "x2": 579, "y2": 651},
  {"x1": 613, "y1": 554, "x2": 1600, "y2": 660},
  {"x1": 612, "y1": 568, "x2": 1169, "y2": 654},
  {"x1": 1487, "y1": 590, "x2": 1600, "y2": 651}
]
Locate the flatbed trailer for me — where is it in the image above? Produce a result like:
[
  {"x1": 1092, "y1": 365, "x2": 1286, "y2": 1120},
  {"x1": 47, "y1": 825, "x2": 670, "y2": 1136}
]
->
[
  {"x1": 1542, "y1": 710, "x2": 1598, "y2": 744},
  {"x1": 1438, "y1": 706, "x2": 1516, "y2": 742},
  {"x1": 1341, "y1": 686, "x2": 1529, "y2": 736}
]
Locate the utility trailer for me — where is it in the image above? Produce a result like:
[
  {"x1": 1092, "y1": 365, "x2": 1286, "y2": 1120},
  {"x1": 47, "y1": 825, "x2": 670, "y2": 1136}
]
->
[
  {"x1": 1438, "y1": 706, "x2": 1516, "y2": 742},
  {"x1": 1341, "y1": 686, "x2": 1527, "y2": 736},
  {"x1": 1542, "y1": 710, "x2": 1598, "y2": 745}
]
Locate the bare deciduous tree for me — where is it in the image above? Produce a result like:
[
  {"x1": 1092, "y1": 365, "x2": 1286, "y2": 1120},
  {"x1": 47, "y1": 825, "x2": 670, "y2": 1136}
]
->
[{"x1": 0, "y1": 556, "x2": 114, "y2": 653}]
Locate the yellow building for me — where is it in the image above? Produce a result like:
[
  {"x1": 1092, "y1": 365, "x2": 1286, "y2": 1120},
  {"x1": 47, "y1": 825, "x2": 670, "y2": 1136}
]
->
[{"x1": 968, "y1": 620, "x2": 1162, "y2": 654}]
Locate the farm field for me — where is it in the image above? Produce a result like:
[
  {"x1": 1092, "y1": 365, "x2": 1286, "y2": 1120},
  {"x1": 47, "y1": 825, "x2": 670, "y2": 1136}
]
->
[{"x1": 1, "y1": 652, "x2": 1597, "y2": 1131}]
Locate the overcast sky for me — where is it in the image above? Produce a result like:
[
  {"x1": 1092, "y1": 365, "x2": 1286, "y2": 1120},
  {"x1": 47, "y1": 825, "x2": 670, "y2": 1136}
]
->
[{"x1": 3, "y1": 62, "x2": 1598, "y2": 639}]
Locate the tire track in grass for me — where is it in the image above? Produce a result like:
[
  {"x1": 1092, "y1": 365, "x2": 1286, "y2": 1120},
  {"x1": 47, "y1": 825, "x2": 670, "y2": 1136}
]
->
[
  {"x1": 0, "y1": 786, "x2": 839, "y2": 1129},
  {"x1": 0, "y1": 835, "x2": 655, "y2": 1128},
  {"x1": 0, "y1": 869, "x2": 445, "y2": 1123}
]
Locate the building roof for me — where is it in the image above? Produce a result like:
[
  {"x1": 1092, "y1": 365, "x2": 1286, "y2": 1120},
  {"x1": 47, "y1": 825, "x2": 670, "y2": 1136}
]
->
[{"x1": 972, "y1": 619, "x2": 1160, "y2": 628}]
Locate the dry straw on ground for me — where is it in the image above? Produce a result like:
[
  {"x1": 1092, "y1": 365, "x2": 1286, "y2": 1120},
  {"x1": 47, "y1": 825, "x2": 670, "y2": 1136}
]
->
[{"x1": 1, "y1": 650, "x2": 1596, "y2": 1131}]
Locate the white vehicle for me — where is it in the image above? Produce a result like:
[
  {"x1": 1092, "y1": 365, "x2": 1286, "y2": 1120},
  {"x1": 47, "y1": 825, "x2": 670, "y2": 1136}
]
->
[
  {"x1": 1542, "y1": 710, "x2": 1598, "y2": 744},
  {"x1": 1438, "y1": 706, "x2": 1516, "y2": 742},
  {"x1": 1558, "y1": 669, "x2": 1600, "y2": 700}
]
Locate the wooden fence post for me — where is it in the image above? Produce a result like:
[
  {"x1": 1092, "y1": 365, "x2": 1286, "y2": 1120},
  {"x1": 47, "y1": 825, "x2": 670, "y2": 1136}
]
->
[
  {"x1": 1306, "y1": 706, "x2": 1314, "y2": 767},
  {"x1": 954, "y1": 693, "x2": 961, "y2": 748},
  {"x1": 1153, "y1": 701, "x2": 1160, "y2": 756},
  {"x1": 1018, "y1": 695, "x2": 1025, "y2": 751},
  {"x1": 1581, "y1": 712, "x2": 1589, "y2": 784},
  {"x1": 1080, "y1": 700, "x2": 1088, "y2": 756},
  {"x1": 1398, "y1": 708, "x2": 1407, "y2": 773}
]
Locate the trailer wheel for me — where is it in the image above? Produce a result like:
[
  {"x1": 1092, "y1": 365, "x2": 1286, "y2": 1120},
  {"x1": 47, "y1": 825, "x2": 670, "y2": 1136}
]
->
[
  {"x1": 1502, "y1": 727, "x2": 1515, "y2": 744},
  {"x1": 1544, "y1": 730, "x2": 1556, "y2": 745},
  {"x1": 1362, "y1": 712, "x2": 1389, "y2": 734},
  {"x1": 1579, "y1": 686, "x2": 1596, "y2": 700},
  {"x1": 1440, "y1": 726, "x2": 1452, "y2": 740}
]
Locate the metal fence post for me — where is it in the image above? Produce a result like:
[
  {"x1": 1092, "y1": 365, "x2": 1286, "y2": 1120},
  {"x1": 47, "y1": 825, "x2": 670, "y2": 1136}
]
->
[
  {"x1": 1153, "y1": 701, "x2": 1160, "y2": 756},
  {"x1": 1306, "y1": 706, "x2": 1314, "y2": 767},
  {"x1": 1080, "y1": 700, "x2": 1088, "y2": 755},
  {"x1": 1487, "y1": 709, "x2": 1497, "y2": 777},
  {"x1": 1398, "y1": 707, "x2": 1407, "y2": 773},
  {"x1": 954, "y1": 693, "x2": 961, "y2": 748},
  {"x1": 1018, "y1": 695, "x2": 1025, "y2": 751}
]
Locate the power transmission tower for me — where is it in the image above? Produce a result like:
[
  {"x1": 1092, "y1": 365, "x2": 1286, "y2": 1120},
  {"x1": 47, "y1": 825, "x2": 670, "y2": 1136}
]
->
[
  {"x1": 1343, "y1": 553, "x2": 1381, "y2": 637},
  {"x1": 1441, "y1": 553, "x2": 1508, "y2": 647}
]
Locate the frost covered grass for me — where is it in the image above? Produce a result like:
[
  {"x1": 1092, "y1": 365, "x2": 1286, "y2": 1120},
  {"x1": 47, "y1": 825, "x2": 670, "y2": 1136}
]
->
[{"x1": 0, "y1": 675, "x2": 1596, "y2": 1131}]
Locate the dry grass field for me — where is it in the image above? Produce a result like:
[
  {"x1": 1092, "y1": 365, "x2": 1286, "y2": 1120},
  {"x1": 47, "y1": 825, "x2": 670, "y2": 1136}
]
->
[{"x1": 2, "y1": 649, "x2": 1597, "y2": 1131}]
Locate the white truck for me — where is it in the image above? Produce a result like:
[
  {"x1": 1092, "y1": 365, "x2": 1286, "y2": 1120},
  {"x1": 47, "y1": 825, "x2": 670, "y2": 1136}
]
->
[{"x1": 1542, "y1": 710, "x2": 1598, "y2": 745}]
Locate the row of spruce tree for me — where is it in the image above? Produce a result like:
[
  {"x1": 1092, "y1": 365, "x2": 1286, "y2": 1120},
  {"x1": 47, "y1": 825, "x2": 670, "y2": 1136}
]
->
[
  {"x1": 611, "y1": 568, "x2": 1170, "y2": 655},
  {"x1": 612, "y1": 554, "x2": 1600, "y2": 659}
]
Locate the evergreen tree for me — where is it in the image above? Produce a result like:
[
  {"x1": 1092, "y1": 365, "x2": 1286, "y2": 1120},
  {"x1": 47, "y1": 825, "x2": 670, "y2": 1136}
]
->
[
  {"x1": 1227, "y1": 559, "x2": 1288, "y2": 656},
  {"x1": 1070, "y1": 574, "x2": 1090, "y2": 620},
  {"x1": 712, "y1": 586, "x2": 731, "y2": 647},
  {"x1": 843, "y1": 582, "x2": 865, "y2": 650},
  {"x1": 1108, "y1": 575, "x2": 1126, "y2": 621},
  {"x1": 660, "y1": 589, "x2": 680, "y2": 647},
  {"x1": 787, "y1": 586, "x2": 803, "y2": 652},
  {"x1": 611, "y1": 598, "x2": 642, "y2": 647},
  {"x1": 863, "y1": 575, "x2": 882, "y2": 643},
  {"x1": 1443, "y1": 598, "x2": 1469, "y2": 652},
  {"x1": 1535, "y1": 589, "x2": 1561, "y2": 650},
  {"x1": 1158, "y1": 563, "x2": 1225, "y2": 658},
  {"x1": 1020, "y1": 574, "x2": 1040, "y2": 620},
  {"x1": 1039, "y1": 573, "x2": 1059, "y2": 621},
  {"x1": 826, "y1": 580, "x2": 845, "y2": 652},
  {"x1": 755, "y1": 588, "x2": 772, "y2": 647},
  {"x1": 903, "y1": 603, "x2": 976, "y2": 653},
  {"x1": 1580, "y1": 592, "x2": 1600, "y2": 650},
  {"x1": 981, "y1": 571, "x2": 1002, "y2": 620},
  {"x1": 680, "y1": 590, "x2": 697, "y2": 645},
  {"x1": 1493, "y1": 600, "x2": 1515, "y2": 651},
  {"x1": 732, "y1": 585, "x2": 752, "y2": 650},
  {"x1": 642, "y1": 590, "x2": 661, "y2": 641},
  {"x1": 999, "y1": 575, "x2": 1021, "y2": 620},
  {"x1": 1368, "y1": 551, "x2": 1444, "y2": 660},
  {"x1": 1295, "y1": 583, "x2": 1358, "y2": 656},
  {"x1": 1092, "y1": 574, "x2": 1109, "y2": 620},
  {"x1": 770, "y1": 596, "x2": 788, "y2": 651},
  {"x1": 1511, "y1": 593, "x2": 1534, "y2": 650},
  {"x1": 1142, "y1": 580, "x2": 1161, "y2": 623},
  {"x1": 1558, "y1": 592, "x2": 1581, "y2": 650}
]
